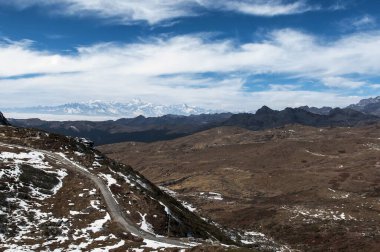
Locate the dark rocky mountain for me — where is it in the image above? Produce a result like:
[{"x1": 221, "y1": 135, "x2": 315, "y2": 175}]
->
[
  {"x1": 298, "y1": 106, "x2": 333, "y2": 115},
  {"x1": 347, "y1": 96, "x2": 380, "y2": 116},
  {"x1": 223, "y1": 106, "x2": 379, "y2": 130},
  {"x1": 10, "y1": 113, "x2": 232, "y2": 145},
  {"x1": 0, "y1": 112, "x2": 10, "y2": 126}
]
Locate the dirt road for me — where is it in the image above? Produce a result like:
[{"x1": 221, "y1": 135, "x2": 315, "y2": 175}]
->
[{"x1": 0, "y1": 142, "x2": 191, "y2": 248}]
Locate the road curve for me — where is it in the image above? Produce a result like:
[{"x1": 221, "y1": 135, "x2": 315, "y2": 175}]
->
[{"x1": 0, "y1": 142, "x2": 192, "y2": 248}]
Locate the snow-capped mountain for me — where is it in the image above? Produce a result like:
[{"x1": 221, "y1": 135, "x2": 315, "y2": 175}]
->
[
  {"x1": 344, "y1": 96, "x2": 380, "y2": 117},
  {"x1": 4, "y1": 99, "x2": 215, "y2": 118}
]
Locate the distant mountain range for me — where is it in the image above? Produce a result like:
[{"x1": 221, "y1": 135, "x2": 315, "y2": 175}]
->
[
  {"x1": 10, "y1": 106, "x2": 379, "y2": 145},
  {"x1": 10, "y1": 113, "x2": 232, "y2": 145},
  {"x1": 224, "y1": 106, "x2": 378, "y2": 131},
  {"x1": 3, "y1": 99, "x2": 215, "y2": 118},
  {"x1": 300, "y1": 96, "x2": 380, "y2": 116}
]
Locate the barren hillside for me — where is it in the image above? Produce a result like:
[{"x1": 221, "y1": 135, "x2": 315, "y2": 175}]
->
[{"x1": 99, "y1": 124, "x2": 380, "y2": 251}]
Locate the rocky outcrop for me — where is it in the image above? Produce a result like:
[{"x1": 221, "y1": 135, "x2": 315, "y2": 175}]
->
[{"x1": 0, "y1": 112, "x2": 10, "y2": 126}]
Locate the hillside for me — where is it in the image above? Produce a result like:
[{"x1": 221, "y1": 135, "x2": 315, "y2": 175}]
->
[
  {"x1": 0, "y1": 112, "x2": 10, "y2": 126},
  {"x1": 10, "y1": 113, "x2": 232, "y2": 145},
  {"x1": 99, "y1": 124, "x2": 380, "y2": 251},
  {"x1": 0, "y1": 123, "x2": 243, "y2": 251},
  {"x1": 347, "y1": 96, "x2": 380, "y2": 116}
]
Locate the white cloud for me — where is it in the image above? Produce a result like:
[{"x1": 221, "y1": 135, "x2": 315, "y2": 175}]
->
[
  {"x1": 269, "y1": 84, "x2": 300, "y2": 91},
  {"x1": 340, "y1": 14, "x2": 377, "y2": 31},
  {"x1": 1, "y1": 28, "x2": 379, "y2": 110},
  {"x1": 352, "y1": 15, "x2": 377, "y2": 29},
  {"x1": 201, "y1": 0, "x2": 318, "y2": 17},
  {"x1": 1, "y1": 0, "x2": 321, "y2": 24},
  {"x1": 322, "y1": 77, "x2": 366, "y2": 89}
]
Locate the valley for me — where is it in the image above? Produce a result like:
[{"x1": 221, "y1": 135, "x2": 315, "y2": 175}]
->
[{"x1": 99, "y1": 124, "x2": 380, "y2": 251}]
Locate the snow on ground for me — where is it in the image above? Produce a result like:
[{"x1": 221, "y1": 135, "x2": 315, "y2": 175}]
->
[
  {"x1": 92, "y1": 240, "x2": 126, "y2": 252},
  {"x1": 181, "y1": 201, "x2": 197, "y2": 212},
  {"x1": 99, "y1": 173, "x2": 118, "y2": 186},
  {"x1": 74, "y1": 151, "x2": 85, "y2": 156},
  {"x1": 0, "y1": 150, "x2": 67, "y2": 200},
  {"x1": 92, "y1": 161, "x2": 102, "y2": 168},
  {"x1": 240, "y1": 231, "x2": 266, "y2": 245},
  {"x1": 364, "y1": 143, "x2": 380, "y2": 151},
  {"x1": 88, "y1": 213, "x2": 111, "y2": 233},
  {"x1": 328, "y1": 188, "x2": 350, "y2": 199},
  {"x1": 142, "y1": 239, "x2": 185, "y2": 249},
  {"x1": 138, "y1": 212, "x2": 155, "y2": 234},
  {"x1": 282, "y1": 205, "x2": 355, "y2": 222},
  {"x1": 0, "y1": 151, "x2": 50, "y2": 169},
  {"x1": 117, "y1": 170, "x2": 152, "y2": 191},
  {"x1": 304, "y1": 149, "x2": 327, "y2": 157},
  {"x1": 90, "y1": 200, "x2": 105, "y2": 211},
  {"x1": 199, "y1": 192, "x2": 224, "y2": 201},
  {"x1": 159, "y1": 186, "x2": 197, "y2": 212}
]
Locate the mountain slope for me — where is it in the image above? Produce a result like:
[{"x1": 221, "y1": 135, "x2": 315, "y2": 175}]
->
[
  {"x1": 0, "y1": 112, "x2": 10, "y2": 126},
  {"x1": 0, "y1": 125, "x2": 235, "y2": 251},
  {"x1": 298, "y1": 106, "x2": 333, "y2": 115},
  {"x1": 223, "y1": 106, "x2": 379, "y2": 130},
  {"x1": 347, "y1": 96, "x2": 380, "y2": 116},
  {"x1": 99, "y1": 124, "x2": 380, "y2": 251}
]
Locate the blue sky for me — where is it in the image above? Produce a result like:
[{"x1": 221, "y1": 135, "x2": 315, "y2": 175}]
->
[{"x1": 1, "y1": 0, "x2": 380, "y2": 111}]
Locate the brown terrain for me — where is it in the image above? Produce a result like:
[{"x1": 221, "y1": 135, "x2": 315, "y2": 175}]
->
[
  {"x1": 0, "y1": 125, "x2": 240, "y2": 251},
  {"x1": 99, "y1": 124, "x2": 380, "y2": 251}
]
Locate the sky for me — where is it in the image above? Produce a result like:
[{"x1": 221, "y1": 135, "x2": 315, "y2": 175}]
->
[{"x1": 1, "y1": 0, "x2": 380, "y2": 112}]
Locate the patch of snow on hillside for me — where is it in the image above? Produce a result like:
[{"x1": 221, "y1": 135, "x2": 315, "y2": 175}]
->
[
  {"x1": 199, "y1": 192, "x2": 223, "y2": 201},
  {"x1": 181, "y1": 201, "x2": 197, "y2": 212},
  {"x1": 92, "y1": 240, "x2": 125, "y2": 251},
  {"x1": 142, "y1": 239, "x2": 184, "y2": 249},
  {"x1": 99, "y1": 173, "x2": 118, "y2": 186},
  {"x1": 138, "y1": 212, "x2": 155, "y2": 235},
  {"x1": 282, "y1": 205, "x2": 355, "y2": 222},
  {"x1": 88, "y1": 213, "x2": 111, "y2": 233},
  {"x1": 0, "y1": 151, "x2": 50, "y2": 169}
]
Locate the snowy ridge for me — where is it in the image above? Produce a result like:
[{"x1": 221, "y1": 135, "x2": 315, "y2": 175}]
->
[{"x1": 5, "y1": 99, "x2": 215, "y2": 118}]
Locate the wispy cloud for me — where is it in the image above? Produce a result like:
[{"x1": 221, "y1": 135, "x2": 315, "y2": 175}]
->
[
  {"x1": 2, "y1": 0, "x2": 324, "y2": 24},
  {"x1": 200, "y1": 0, "x2": 319, "y2": 17},
  {"x1": 0, "y1": 28, "x2": 377, "y2": 109},
  {"x1": 339, "y1": 14, "x2": 377, "y2": 31}
]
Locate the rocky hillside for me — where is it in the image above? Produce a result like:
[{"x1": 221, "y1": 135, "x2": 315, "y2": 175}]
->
[
  {"x1": 347, "y1": 96, "x2": 380, "y2": 116},
  {"x1": 223, "y1": 106, "x2": 378, "y2": 130},
  {"x1": 298, "y1": 106, "x2": 333, "y2": 115},
  {"x1": 0, "y1": 112, "x2": 10, "y2": 126},
  {"x1": 0, "y1": 125, "x2": 237, "y2": 251},
  {"x1": 99, "y1": 124, "x2": 380, "y2": 251}
]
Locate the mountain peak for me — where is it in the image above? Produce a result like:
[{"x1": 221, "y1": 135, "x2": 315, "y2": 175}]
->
[
  {"x1": 255, "y1": 105, "x2": 274, "y2": 115},
  {"x1": 0, "y1": 112, "x2": 10, "y2": 126}
]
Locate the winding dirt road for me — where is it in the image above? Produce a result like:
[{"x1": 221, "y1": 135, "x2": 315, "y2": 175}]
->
[{"x1": 0, "y1": 142, "x2": 192, "y2": 248}]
